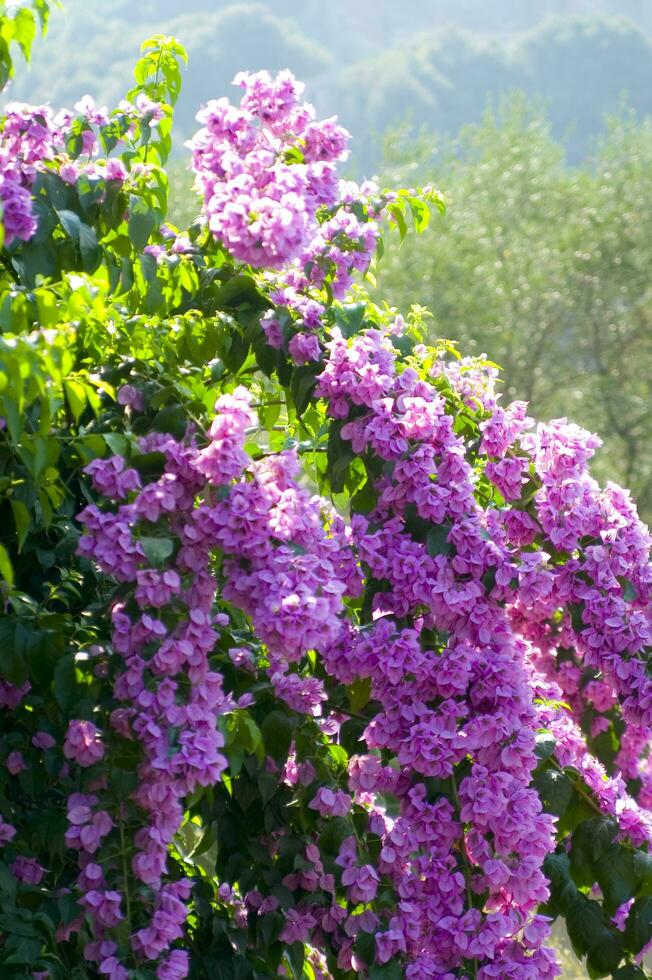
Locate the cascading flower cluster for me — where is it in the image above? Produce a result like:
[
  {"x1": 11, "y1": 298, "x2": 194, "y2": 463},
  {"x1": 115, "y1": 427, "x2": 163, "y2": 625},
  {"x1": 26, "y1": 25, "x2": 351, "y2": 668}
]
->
[{"x1": 72, "y1": 386, "x2": 369, "y2": 974}]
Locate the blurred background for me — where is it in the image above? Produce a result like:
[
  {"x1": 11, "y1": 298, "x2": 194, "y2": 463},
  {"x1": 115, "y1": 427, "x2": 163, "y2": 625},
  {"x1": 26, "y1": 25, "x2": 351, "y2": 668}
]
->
[
  {"x1": 8, "y1": 2, "x2": 652, "y2": 974},
  {"x1": 8, "y1": 1, "x2": 652, "y2": 529}
]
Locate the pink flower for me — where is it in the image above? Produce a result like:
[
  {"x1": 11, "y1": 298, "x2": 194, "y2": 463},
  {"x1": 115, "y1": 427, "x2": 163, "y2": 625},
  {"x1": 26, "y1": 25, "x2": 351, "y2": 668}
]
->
[
  {"x1": 341, "y1": 863, "x2": 379, "y2": 904},
  {"x1": 309, "y1": 786, "x2": 352, "y2": 817},
  {"x1": 157, "y1": 950, "x2": 190, "y2": 979},
  {"x1": 116, "y1": 384, "x2": 144, "y2": 411},
  {"x1": 11, "y1": 856, "x2": 46, "y2": 884},
  {"x1": 32, "y1": 731, "x2": 56, "y2": 750},
  {"x1": 82, "y1": 890, "x2": 124, "y2": 928},
  {"x1": 5, "y1": 751, "x2": 26, "y2": 775},
  {"x1": 0, "y1": 816, "x2": 16, "y2": 844},
  {"x1": 288, "y1": 331, "x2": 321, "y2": 364},
  {"x1": 63, "y1": 720, "x2": 105, "y2": 767}
]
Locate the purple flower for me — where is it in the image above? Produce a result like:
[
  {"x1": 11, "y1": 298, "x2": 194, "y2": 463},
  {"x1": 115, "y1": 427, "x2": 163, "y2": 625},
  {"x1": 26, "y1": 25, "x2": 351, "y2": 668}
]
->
[
  {"x1": 5, "y1": 751, "x2": 26, "y2": 775},
  {"x1": 11, "y1": 856, "x2": 46, "y2": 884},
  {"x1": 64, "y1": 720, "x2": 105, "y2": 767},
  {"x1": 309, "y1": 786, "x2": 352, "y2": 817},
  {"x1": 32, "y1": 731, "x2": 56, "y2": 750},
  {"x1": 288, "y1": 331, "x2": 321, "y2": 364}
]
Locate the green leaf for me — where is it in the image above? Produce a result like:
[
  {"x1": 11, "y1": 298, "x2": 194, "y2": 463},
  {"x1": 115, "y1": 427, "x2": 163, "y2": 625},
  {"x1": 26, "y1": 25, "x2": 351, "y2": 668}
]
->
[
  {"x1": 3, "y1": 935, "x2": 42, "y2": 965},
  {"x1": 140, "y1": 536, "x2": 174, "y2": 566},
  {"x1": 347, "y1": 677, "x2": 371, "y2": 713},
  {"x1": 318, "y1": 816, "x2": 351, "y2": 856},
  {"x1": 55, "y1": 207, "x2": 82, "y2": 241},
  {"x1": 53, "y1": 653, "x2": 78, "y2": 712},
  {"x1": 257, "y1": 771, "x2": 278, "y2": 806},
  {"x1": 131, "y1": 451, "x2": 166, "y2": 478},
  {"x1": 104, "y1": 432, "x2": 128, "y2": 456},
  {"x1": 212, "y1": 274, "x2": 264, "y2": 310},
  {"x1": 533, "y1": 767, "x2": 573, "y2": 817},
  {"x1": 534, "y1": 731, "x2": 556, "y2": 760},
  {"x1": 0, "y1": 914, "x2": 40, "y2": 939},
  {"x1": 595, "y1": 846, "x2": 637, "y2": 916},
  {"x1": 13, "y1": 8, "x2": 37, "y2": 60},
  {"x1": 327, "y1": 420, "x2": 354, "y2": 493},
  {"x1": 153, "y1": 404, "x2": 187, "y2": 440},
  {"x1": 78, "y1": 221, "x2": 101, "y2": 273},
  {"x1": 633, "y1": 850, "x2": 652, "y2": 895},
  {"x1": 335, "y1": 302, "x2": 366, "y2": 339},
  {"x1": 370, "y1": 964, "x2": 403, "y2": 980},
  {"x1": 11, "y1": 498, "x2": 30, "y2": 550},
  {"x1": 426, "y1": 524, "x2": 452, "y2": 557},
  {"x1": 613, "y1": 966, "x2": 647, "y2": 979},
  {"x1": 260, "y1": 710, "x2": 295, "y2": 761},
  {"x1": 353, "y1": 931, "x2": 375, "y2": 966},
  {"x1": 624, "y1": 897, "x2": 652, "y2": 955},
  {"x1": 350, "y1": 480, "x2": 378, "y2": 514},
  {"x1": 408, "y1": 195, "x2": 430, "y2": 233},
  {"x1": 128, "y1": 196, "x2": 156, "y2": 251},
  {"x1": 570, "y1": 818, "x2": 617, "y2": 887},
  {"x1": 64, "y1": 379, "x2": 87, "y2": 422},
  {"x1": 0, "y1": 618, "x2": 26, "y2": 684},
  {"x1": 586, "y1": 929, "x2": 624, "y2": 976},
  {"x1": 566, "y1": 895, "x2": 606, "y2": 956},
  {"x1": 0, "y1": 543, "x2": 14, "y2": 587},
  {"x1": 388, "y1": 203, "x2": 408, "y2": 242},
  {"x1": 618, "y1": 576, "x2": 638, "y2": 603},
  {"x1": 290, "y1": 365, "x2": 318, "y2": 418}
]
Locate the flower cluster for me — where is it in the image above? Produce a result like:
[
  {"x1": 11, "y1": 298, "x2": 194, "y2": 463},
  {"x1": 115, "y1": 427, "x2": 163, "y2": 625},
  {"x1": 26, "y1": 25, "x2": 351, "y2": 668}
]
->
[
  {"x1": 0, "y1": 90, "x2": 163, "y2": 249},
  {"x1": 0, "y1": 103, "x2": 64, "y2": 244},
  {"x1": 188, "y1": 70, "x2": 349, "y2": 268},
  {"x1": 74, "y1": 385, "x2": 368, "y2": 972},
  {"x1": 74, "y1": 403, "x2": 253, "y2": 974}
]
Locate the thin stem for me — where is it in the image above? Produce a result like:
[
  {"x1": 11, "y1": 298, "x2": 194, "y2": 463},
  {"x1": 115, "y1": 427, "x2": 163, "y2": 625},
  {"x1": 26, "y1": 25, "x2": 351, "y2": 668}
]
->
[
  {"x1": 450, "y1": 770, "x2": 478, "y2": 979},
  {"x1": 119, "y1": 820, "x2": 133, "y2": 950}
]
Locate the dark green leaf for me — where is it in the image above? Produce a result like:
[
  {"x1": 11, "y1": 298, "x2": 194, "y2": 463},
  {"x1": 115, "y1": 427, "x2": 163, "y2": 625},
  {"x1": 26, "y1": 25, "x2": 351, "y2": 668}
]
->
[
  {"x1": 533, "y1": 767, "x2": 572, "y2": 817},
  {"x1": 624, "y1": 897, "x2": 652, "y2": 955},
  {"x1": 79, "y1": 222, "x2": 101, "y2": 273},
  {"x1": 426, "y1": 524, "x2": 452, "y2": 557},
  {"x1": 566, "y1": 896, "x2": 606, "y2": 955},
  {"x1": 586, "y1": 929, "x2": 624, "y2": 975},
  {"x1": 335, "y1": 302, "x2": 366, "y2": 339},
  {"x1": 290, "y1": 365, "x2": 318, "y2": 417},
  {"x1": 613, "y1": 966, "x2": 647, "y2": 979},
  {"x1": 260, "y1": 710, "x2": 295, "y2": 761},
  {"x1": 534, "y1": 731, "x2": 556, "y2": 760},
  {"x1": 370, "y1": 963, "x2": 403, "y2": 980}
]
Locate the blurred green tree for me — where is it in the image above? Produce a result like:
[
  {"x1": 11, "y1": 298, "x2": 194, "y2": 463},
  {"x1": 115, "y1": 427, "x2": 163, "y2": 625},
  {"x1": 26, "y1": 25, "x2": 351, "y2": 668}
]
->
[{"x1": 375, "y1": 97, "x2": 652, "y2": 519}]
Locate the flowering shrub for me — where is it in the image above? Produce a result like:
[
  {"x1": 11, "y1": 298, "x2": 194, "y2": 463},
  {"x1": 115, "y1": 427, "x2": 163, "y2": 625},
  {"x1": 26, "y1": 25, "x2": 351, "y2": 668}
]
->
[{"x1": 0, "y1": 18, "x2": 651, "y2": 980}]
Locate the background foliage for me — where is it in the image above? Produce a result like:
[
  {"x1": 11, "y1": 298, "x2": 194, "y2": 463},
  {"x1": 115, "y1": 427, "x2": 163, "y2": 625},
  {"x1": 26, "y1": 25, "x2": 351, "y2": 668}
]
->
[{"x1": 6, "y1": 1, "x2": 652, "y2": 171}]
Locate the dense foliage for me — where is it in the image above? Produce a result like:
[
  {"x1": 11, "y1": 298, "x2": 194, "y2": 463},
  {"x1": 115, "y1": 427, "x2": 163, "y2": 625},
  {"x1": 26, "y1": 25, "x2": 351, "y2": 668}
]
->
[{"x1": 1, "y1": 17, "x2": 652, "y2": 980}]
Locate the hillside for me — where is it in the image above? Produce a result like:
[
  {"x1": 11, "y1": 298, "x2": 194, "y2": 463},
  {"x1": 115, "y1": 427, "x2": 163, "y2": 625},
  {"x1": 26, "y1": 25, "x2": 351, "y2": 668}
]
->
[{"x1": 6, "y1": 1, "x2": 652, "y2": 172}]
